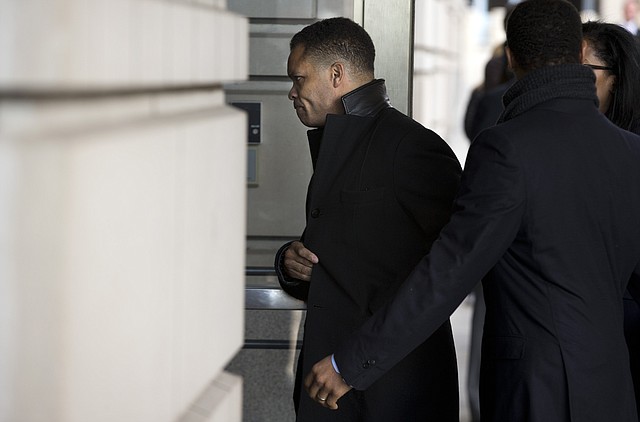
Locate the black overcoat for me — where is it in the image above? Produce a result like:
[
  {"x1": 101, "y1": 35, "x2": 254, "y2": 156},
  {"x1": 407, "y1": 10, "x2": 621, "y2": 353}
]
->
[
  {"x1": 277, "y1": 81, "x2": 462, "y2": 421},
  {"x1": 335, "y1": 73, "x2": 640, "y2": 422}
]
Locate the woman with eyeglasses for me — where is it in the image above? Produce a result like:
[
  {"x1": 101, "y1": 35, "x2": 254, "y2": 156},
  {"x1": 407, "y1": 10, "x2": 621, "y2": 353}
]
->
[
  {"x1": 583, "y1": 20, "x2": 640, "y2": 416},
  {"x1": 582, "y1": 21, "x2": 640, "y2": 133}
]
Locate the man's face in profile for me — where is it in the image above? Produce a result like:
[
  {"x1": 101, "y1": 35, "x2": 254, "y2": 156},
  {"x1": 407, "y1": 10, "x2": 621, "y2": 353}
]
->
[{"x1": 287, "y1": 45, "x2": 342, "y2": 128}]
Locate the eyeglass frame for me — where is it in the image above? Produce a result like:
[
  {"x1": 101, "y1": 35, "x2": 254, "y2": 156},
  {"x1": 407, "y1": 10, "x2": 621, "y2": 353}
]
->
[{"x1": 583, "y1": 63, "x2": 613, "y2": 71}]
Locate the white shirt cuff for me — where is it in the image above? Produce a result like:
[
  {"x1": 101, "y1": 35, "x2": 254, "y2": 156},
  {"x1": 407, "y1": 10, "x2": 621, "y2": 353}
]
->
[{"x1": 331, "y1": 354, "x2": 341, "y2": 374}]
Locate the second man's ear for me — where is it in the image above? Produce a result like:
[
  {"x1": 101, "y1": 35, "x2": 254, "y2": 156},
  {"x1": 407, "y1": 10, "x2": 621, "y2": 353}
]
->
[
  {"x1": 505, "y1": 46, "x2": 522, "y2": 79},
  {"x1": 579, "y1": 39, "x2": 588, "y2": 63},
  {"x1": 505, "y1": 46, "x2": 515, "y2": 72}
]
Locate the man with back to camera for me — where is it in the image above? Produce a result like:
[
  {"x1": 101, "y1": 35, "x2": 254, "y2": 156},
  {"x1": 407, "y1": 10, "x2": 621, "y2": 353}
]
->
[
  {"x1": 305, "y1": 1, "x2": 640, "y2": 421},
  {"x1": 273, "y1": 17, "x2": 462, "y2": 421}
]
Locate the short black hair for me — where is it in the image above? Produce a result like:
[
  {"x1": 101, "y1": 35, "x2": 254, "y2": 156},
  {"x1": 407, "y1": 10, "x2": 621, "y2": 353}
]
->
[
  {"x1": 290, "y1": 17, "x2": 375, "y2": 76},
  {"x1": 583, "y1": 21, "x2": 640, "y2": 131},
  {"x1": 506, "y1": 0, "x2": 582, "y2": 72}
]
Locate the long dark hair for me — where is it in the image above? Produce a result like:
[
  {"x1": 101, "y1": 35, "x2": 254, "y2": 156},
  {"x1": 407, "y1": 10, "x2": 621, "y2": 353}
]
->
[{"x1": 583, "y1": 21, "x2": 640, "y2": 132}]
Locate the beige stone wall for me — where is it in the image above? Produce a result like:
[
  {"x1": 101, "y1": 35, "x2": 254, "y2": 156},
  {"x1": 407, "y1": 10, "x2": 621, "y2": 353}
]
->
[{"x1": 0, "y1": 1, "x2": 247, "y2": 421}]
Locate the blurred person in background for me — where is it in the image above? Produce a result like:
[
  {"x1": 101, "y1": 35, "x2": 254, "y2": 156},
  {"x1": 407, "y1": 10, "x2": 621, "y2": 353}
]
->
[
  {"x1": 464, "y1": 5, "x2": 517, "y2": 143},
  {"x1": 621, "y1": 0, "x2": 640, "y2": 37}
]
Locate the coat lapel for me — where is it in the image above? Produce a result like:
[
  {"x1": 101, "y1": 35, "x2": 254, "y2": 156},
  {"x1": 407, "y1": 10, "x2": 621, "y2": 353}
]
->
[{"x1": 307, "y1": 114, "x2": 376, "y2": 205}]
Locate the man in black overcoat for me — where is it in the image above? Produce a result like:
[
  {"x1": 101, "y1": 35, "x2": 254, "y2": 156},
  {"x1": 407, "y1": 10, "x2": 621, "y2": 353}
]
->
[
  {"x1": 274, "y1": 17, "x2": 462, "y2": 421},
  {"x1": 305, "y1": 2, "x2": 640, "y2": 421}
]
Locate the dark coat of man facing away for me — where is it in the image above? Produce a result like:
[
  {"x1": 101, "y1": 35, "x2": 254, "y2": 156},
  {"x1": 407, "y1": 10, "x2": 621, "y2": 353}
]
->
[{"x1": 305, "y1": 2, "x2": 640, "y2": 421}]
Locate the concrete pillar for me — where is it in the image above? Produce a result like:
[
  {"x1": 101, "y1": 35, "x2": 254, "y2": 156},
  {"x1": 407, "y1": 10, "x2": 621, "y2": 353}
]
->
[{"x1": 0, "y1": 1, "x2": 247, "y2": 421}]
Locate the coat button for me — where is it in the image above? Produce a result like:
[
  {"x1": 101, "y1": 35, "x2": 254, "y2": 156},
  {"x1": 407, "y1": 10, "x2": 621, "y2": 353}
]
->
[
  {"x1": 310, "y1": 208, "x2": 320, "y2": 218},
  {"x1": 362, "y1": 359, "x2": 376, "y2": 369}
]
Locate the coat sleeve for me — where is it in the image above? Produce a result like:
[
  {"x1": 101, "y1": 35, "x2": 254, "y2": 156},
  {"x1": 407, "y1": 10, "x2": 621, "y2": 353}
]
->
[
  {"x1": 392, "y1": 127, "x2": 462, "y2": 246},
  {"x1": 274, "y1": 239, "x2": 310, "y2": 302},
  {"x1": 333, "y1": 128, "x2": 526, "y2": 390},
  {"x1": 628, "y1": 260, "x2": 640, "y2": 305}
]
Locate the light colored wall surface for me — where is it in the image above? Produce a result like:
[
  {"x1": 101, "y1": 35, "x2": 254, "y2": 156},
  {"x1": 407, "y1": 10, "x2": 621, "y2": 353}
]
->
[
  {"x1": 227, "y1": 0, "x2": 355, "y2": 238},
  {"x1": 363, "y1": 0, "x2": 414, "y2": 115},
  {"x1": 413, "y1": 0, "x2": 465, "y2": 163},
  {"x1": 599, "y1": 0, "x2": 637, "y2": 23},
  {"x1": 0, "y1": 1, "x2": 247, "y2": 421},
  {"x1": 227, "y1": 85, "x2": 312, "y2": 238},
  {"x1": 412, "y1": 0, "x2": 506, "y2": 167}
]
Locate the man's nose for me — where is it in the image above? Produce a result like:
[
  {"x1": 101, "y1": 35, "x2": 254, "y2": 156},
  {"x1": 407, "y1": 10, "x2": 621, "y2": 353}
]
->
[{"x1": 288, "y1": 86, "x2": 297, "y2": 101}]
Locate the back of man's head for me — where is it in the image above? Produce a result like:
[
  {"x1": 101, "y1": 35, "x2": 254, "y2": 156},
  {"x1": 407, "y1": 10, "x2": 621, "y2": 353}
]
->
[
  {"x1": 506, "y1": 0, "x2": 582, "y2": 73},
  {"x1": 290, "y1": 17, "x2": 375, "y2": 78}
]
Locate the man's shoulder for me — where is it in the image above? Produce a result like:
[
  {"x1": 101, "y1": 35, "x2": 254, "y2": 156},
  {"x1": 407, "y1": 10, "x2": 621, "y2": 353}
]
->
[
  {"x1": 479, "y1": 107, "x2": 640, "y2": 154},
  {"x1": 621, "y1": 125, "x2": 640, "y2": 148},
  {"x1": 379, "y1": 106, "x2": 416, "y2": 122},
  {"x1": 488, "y1": 98, "x2": 599, "y2": 134},
  {"x1": 373, "y1": 108, "x2": 457, "y2": 161},
  {"x1": 376, "y1": 108, "x2": 435, "y2": 136}
]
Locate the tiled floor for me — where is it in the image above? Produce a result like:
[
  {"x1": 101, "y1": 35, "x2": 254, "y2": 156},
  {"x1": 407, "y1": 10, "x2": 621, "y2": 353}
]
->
[
  {"x1": 229, "y1": 296, "x2": 477, "y2": 422},
  {"x1": 240, "y1": 240, "x2": 478, "y2": 421}
]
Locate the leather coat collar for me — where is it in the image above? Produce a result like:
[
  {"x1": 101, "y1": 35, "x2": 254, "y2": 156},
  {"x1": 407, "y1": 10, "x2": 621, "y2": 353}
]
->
[
  {"x1": 341, "y1": 79, "x2": 392, "y2": 117},
  {"x1": 307, "y1": 79, "x2": 392, "y2": 170}
]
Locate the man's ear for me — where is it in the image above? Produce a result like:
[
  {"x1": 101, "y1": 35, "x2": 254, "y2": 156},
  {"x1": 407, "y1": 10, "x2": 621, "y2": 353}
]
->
[
  {"x1": 580, "y1": 39, "x2": 588, "y2": 63},
  {"x1": 505, "y1": 46, "x2": 525, "y2": 79},
  {"x1": 330, "y1": 62, "x2": 346, "y2": 88},
  {"x1": 505, "y1": 46, "x2": 515, "y2": 72}
]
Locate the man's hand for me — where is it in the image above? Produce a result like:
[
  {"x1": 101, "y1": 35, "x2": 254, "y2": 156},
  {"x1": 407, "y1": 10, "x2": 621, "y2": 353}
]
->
[
  {"x1": 304, "y1": 355, "x2": 352, "y2": 410},
  {"x1": 283, "y1": 241, "x2": 319, "y2": 281}
]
